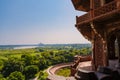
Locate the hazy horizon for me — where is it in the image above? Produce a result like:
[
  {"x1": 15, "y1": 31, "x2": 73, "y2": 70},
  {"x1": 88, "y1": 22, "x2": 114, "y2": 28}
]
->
[
  {"x1": 0, "y1": 0, "x2": 90, "y2": 45},
  {"x1": 0, "y1": 42, "x2": 91, "y2": 46}
]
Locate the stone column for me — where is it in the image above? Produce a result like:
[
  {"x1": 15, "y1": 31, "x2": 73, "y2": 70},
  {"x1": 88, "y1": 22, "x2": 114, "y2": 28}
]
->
[
  {"x1": 91, "y1": 30, "x2": 97, "y2": 71},
  {"x1": 92, "y1": 34, "x2": 105, "y2": 70},
  {"x1": 103, "y1": 30, "x2": 109, "y2": 66},
  {"x1": 90, "y1": 22, "x2": 107, "y2": 70},
  {"x1": 103, "y1": 40, "x2": 109, "y2": 66},
  {"x1": 91, "y1": 40, "x2": 96, "y2": 70}
]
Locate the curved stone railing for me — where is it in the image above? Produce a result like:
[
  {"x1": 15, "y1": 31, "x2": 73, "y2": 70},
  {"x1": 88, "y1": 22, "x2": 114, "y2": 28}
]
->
[{"x1": 47, "y1": 62, "x2": 73, "y2": 75}]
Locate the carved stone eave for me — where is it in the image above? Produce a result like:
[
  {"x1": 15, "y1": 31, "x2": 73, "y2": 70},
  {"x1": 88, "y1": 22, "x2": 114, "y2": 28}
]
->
[
  {"x1": 71, "y1": 0, "x2": 90, "y2": 12},
  {"x1": 76, "y1": 24, "x2": 92, "y2": 41}
]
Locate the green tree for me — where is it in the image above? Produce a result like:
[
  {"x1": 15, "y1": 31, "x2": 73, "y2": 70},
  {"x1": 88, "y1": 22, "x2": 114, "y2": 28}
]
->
[
  {"x1": 38, "y1": 58, "x2": 47, "y2": 70},
  {"x1": 64, "y1": 53, "x2": 74, "y2": 62},
  {"x1": 2, "y1": 57, "x2": 24, "y2": 77},
  {"x1": 21, "y1": 54, "x2": 33, "y2": 66},
  {"x1": 24, "y1": 65, "x2": 39, "y2": 79},
  {"x1": 0, "y1": 60, "x2": 4, "y2": 71},
  {"x1": 0, "y1": 74, "x2": 6, "y2": 80},
  {"x1": 80, "y1": 48, "x2": 91, "y2": 56},
  {"x1": 7, "y1": 71, "x2": 25, "y2": 80}
]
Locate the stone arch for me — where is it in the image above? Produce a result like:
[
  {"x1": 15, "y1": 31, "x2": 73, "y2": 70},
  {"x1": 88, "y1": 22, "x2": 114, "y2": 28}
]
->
[
  {"x1": 108, "y1": 32, "x2": 116, "y2": 59},
  {"x1": 107, "y1": 29, "x2": 120, "y2": 62}
]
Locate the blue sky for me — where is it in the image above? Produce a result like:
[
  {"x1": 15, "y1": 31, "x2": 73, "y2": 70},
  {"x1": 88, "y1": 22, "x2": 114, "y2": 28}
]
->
[{"x1": 0, "y1": 0, "x2": 90, "y2": 45}]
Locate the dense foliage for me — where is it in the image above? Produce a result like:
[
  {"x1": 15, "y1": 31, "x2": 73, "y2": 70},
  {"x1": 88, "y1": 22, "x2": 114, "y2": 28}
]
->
[
  {"x1": 0, "y1": 45, "x2": 91, "y2": 80},
  {"x1": 7, "y1": 71, "x2": 25, "y2": 80}
]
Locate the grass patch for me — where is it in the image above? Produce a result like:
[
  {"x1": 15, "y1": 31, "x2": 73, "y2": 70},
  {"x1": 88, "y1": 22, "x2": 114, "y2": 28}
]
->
[
  {"x1": 38, "y1": 71, "x2": 48, "y2": 80},
  {"x1": 56, "y1": 67, "x2": 70, "y2": 77}
]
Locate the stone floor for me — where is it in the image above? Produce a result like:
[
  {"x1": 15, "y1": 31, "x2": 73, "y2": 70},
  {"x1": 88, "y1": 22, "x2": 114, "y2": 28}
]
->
[
  {"x1": 76, "y1": 59, "x2": 119, "y2": 71},
  {"x1": 109, "y1": 59, "x2": 119, "y2": 68},
  {"x1": 77, "y1": 61, "x2": 92, "y2": 71},
  {"x1": 47, "y1": 75, "x2": 76, "y2": 80}
]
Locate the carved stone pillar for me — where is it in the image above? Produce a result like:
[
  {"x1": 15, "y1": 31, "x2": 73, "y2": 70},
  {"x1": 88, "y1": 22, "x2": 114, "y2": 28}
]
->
[
  {"x1": 91, "y1": 40, "x2": 96, "y2": 70},
  {"x1": 91, "y1": 29, "x2": 97, "y2": 70},
  {"x1": 103, "y1": 40, "x2": 109, "y2": 66},
  {"x1": 90, "y1": 22, "x2": 108, "y2": 70},
  {"x1": 94, "y1": 35, "x2": 104, "y2": 67},
  {"x1": 91, "y1": 34, "x2": 106, "y2": 70}
]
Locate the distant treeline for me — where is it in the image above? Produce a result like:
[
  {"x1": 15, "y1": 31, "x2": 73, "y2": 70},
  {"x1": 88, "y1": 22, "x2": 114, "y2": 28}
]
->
[
  {"x1": 0, "y1": 43, "x2": 91, "y2": 49},
  {"x1": 0, "y1": 45, "x2": 37, "y2": 49}
]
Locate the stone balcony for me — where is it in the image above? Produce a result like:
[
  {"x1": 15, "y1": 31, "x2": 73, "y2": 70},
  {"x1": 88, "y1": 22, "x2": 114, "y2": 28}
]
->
[{"x1": 76, "y1": 1, "x2": 120, "y2": 26}]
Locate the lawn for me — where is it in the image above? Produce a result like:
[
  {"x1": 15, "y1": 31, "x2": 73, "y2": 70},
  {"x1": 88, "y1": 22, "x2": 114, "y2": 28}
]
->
[{"x1": 56, "y1": 67, "x2": 70, "y2": 77}]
